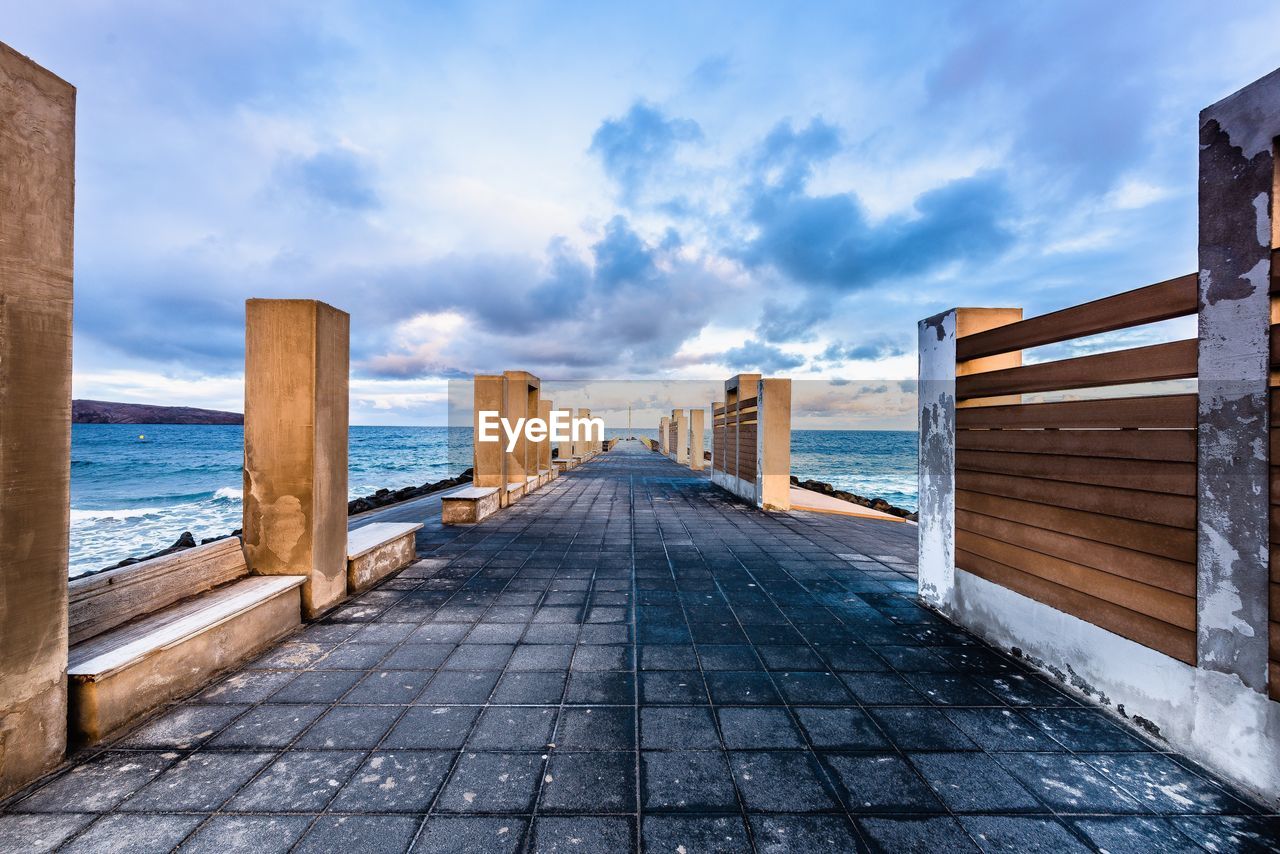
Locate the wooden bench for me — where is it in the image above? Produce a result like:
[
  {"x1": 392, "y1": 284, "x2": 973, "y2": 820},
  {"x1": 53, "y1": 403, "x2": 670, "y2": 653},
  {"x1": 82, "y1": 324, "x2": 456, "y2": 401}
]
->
[
  {"x1": 441, "y1": 485, "x2": 500, "y2": 524},
  {"x1": 346, "y1": 522, "x2": 424, "y2": 590},
  {"x1": 67, "y1": 538, "x2": 305, "y2": 744}
]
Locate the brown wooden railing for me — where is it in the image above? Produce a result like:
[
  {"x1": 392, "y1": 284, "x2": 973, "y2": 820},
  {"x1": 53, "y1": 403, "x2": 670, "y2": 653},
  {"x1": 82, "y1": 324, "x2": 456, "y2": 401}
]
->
[
  {"x1": 955, "y1": 273, "x2": 1200, "y2": 664},
  {"x1": 713, "y1": 397, "x2": 758, "y2": 483},
  {"x1": 1269, "y1": 247, "x2": 1280, "y2": 700}
]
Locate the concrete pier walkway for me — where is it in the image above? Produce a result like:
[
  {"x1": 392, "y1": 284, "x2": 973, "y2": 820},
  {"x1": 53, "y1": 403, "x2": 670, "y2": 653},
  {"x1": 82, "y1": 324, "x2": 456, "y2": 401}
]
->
[{"x1": 1, "y1": 440, "x2": 1277, "y2": 852}]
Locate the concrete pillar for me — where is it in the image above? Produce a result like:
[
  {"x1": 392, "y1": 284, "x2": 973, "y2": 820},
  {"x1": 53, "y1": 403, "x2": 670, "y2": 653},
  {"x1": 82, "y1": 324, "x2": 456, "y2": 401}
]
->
[
  {"x1": 710, "y1": 401, "x2": 722, "y2": 471},
  {"x1": 0, "y1": 43, "x2": 75, "y2": 799},
  {"x1": 473, "y1": 375, "x2": 505, "y2": 489},
  {"x1": 689, "y1": 408, "x2": 705, "y2": 471},
  {"x1": 757, "y1": 379, "x2": 791, "y2": 511},
  {"x1": 575, "y1": 407, "x2": 591, "y2": 459},
  {"x1": 554, "y1": 408, "x2": 574, "y2": 463},
  {"x1": 502, "y1": 371, "x2": 538, "y2": 488},
  {"x1": 916, "y1": 308, "x2": 1023, "y2": 611},
  {"x1": 537, "y1": 398, "x2": 553, "y2": 475},
  {"x1": 676, "y1": 410, "x2": 691, "y2": 464},
  {"x1": 658, "y1": 416, "x2": 670, "y2": 454},
  {"x1": 243, "y1": 299, "x2": 350, "y2": 619},
  {"x1": 1195, "y1": 69, "x2": 1280, "y2": 693}
]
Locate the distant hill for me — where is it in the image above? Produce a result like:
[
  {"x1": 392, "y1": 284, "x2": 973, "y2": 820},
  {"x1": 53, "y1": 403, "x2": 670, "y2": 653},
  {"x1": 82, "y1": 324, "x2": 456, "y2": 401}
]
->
[{"x1": 72, "y1": 399, "x2": 244, "y2": 425}]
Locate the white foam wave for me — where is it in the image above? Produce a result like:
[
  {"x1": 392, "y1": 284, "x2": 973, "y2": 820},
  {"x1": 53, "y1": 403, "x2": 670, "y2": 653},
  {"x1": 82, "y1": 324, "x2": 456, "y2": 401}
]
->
[{"x1": 214, "y1": 486, "x2": 243, "y2": 501}]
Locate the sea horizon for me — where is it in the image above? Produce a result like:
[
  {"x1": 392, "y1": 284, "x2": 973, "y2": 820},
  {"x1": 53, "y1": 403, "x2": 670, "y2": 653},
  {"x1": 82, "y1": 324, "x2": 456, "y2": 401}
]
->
[{"x1": 69, "y1": 423, "x2": 918, "y2": 577}]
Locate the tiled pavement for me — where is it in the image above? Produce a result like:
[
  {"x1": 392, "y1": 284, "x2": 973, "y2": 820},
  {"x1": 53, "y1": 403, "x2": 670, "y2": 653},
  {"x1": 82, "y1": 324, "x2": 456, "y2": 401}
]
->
[{"x1": 3, "y1": 441, "x2": 1278, "y2": 853}]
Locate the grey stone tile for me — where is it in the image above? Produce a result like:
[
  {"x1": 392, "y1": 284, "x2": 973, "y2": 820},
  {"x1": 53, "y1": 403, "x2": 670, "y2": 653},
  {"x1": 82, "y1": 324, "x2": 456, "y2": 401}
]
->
[
  {"x1": 224, "y1": 750, "x2": 364, "y2": 812},
  {"x1": 539, "y1": 751, "x2": 635, "y2": 813},
  {"x1": 411, "y1": 816, "x2": 526, "y2": 853},
  {"x1": 642, "y1": 815, "x2": 751, "y2": 853},
  {"x1": 117, "y1": 704, "x2": 248, "y2": 748},
  {"x1": 178, "y1": 814, "x2": 311, "y2": 854},
  {"x1": 531, "y1": 817, "x2": 634, "y2": 854},
  {"x1": 330, "y1": 751, "x2": 454, "y2": 813},
  {"x1": 295, "y1": 815, "x2": 420, "y2": 854},
  {"x1": 207, "y1": 704, "x2": 327, "y2": 748},
  {"x1": 435, "y1": 751, "x2": 543, "y2": 814},
  {"x1": 61, "y1": 814, "x2": 204, "y2": 854},
  {"x1": 729, "y1": 750, "x2": 842, "y2": 813},
  {"x1": 857, "y1": 816, "x2": 979, "y2": 854},
  {"x1": 748, "y1": 814, "x2": 864, "y2": 853},
  {"x1": 0, "y1": 813, "x2": 95, "y2": 853},
  {"x1": 383, "y1": 705, "x2": 479, "y2": 749},
  {"x1": 467, "y1": 706, "x2": 557, "y2": 750},
  {"x1": 960, "y1": 816, "x2": 1092, "y2": 853},
  {"x1": 640, "y1": 706, "x2": 719, "y2": 749},
  {"x1": 16, "y1": 751, "x2": 175, "y2": 812},
  {"x1": 119, "y1": 752, "x2": 275, "y2": 812},
  {"x1": 641, "y1": 750, "x2": 738, "y2": 812}
]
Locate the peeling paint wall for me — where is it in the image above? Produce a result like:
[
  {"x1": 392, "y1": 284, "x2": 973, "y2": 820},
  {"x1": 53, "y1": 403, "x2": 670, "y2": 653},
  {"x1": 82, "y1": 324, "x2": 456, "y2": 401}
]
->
[
  {"x1": 0, "y1": 42, "x2": 75, "y2": 798},
  {"x1": 917, "y1": 310, "x2": 957, "y2": 610},
  {"x1": 954, "y1": 568, "x2": 1280, "y2": 806},
  {"x1": 1196, "y1": 67, "x2": 1279, "y2": 693}
]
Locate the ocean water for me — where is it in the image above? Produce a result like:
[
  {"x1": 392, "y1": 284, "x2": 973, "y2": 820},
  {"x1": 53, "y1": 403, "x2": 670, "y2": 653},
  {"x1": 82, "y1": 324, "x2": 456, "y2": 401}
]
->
[{"x1": 70, "y1": 424, "x2": 916, "y2": 577}]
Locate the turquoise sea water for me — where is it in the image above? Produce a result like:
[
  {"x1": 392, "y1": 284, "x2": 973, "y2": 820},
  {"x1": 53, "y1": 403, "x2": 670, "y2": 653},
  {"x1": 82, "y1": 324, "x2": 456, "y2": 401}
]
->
[{"x1": 70, "y1": 424, "x2": 916, "y2": 576}]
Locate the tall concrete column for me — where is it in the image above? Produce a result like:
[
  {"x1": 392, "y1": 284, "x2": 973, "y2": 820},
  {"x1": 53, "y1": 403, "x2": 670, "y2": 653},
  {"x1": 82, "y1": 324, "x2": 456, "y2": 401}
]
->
[
  {"x1": 243, "y1": 299, "x2": 350, "y2": 619},
  {"x1": 689, "y1": 408, "x2": 705, "y2": 471},
  {"x1": 1195, "y1": 69, "x2": 1280, "y2": 693},
  {"x1": 537, "y1": 398, "x2": 553, "y2": 474},
  {"x1": 554, "y1": 408, "x2": 574, "y2": 463},
  {"x1": 502, "y1": 371, "x2": 537, "y2": 487},
  {"x1": 658, "y1": 416, "x2": 670, "y2": 454},
  {"x1": 757, "y1": 379, "x2": 792, "y2": 511},
  {"x1": 473, "y1": 375, "x2": 505, "y2": 489},
  {"x1": 0, "y1": 43, "x2": 75, "y2": 799},
  {"x1": 575, "y1": 407, "x2": 592, "y2": 459},
  {"x1": 917, "y1": 308, "x2": 1022, "y2": 611}
]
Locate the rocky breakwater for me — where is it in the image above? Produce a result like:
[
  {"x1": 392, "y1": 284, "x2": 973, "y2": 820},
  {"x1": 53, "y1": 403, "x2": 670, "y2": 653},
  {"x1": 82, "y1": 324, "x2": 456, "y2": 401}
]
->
[{"x1": 790, "y1": 475, "x2": 917, "y2": 521}]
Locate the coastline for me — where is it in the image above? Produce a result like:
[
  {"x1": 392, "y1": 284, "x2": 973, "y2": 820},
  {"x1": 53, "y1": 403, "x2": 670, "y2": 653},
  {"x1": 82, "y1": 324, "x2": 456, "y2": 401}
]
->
[
  {"x1": 83, "y1": 468, "x2": 474, "y2": 577},
  {"x1": 790, "y1": 474, "x2": 917, "y2": 521}
]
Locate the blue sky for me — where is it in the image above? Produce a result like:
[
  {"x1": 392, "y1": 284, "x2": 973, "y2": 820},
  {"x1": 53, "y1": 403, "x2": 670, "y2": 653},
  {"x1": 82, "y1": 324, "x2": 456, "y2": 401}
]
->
[{"x1": 8, "y1": 1, "x2": 1280, "y2": 425}]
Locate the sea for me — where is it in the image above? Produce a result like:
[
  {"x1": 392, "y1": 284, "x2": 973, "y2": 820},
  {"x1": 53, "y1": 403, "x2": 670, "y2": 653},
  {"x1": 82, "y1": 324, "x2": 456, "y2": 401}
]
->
[{"x1": 69, "y1": 425, "x2": 917, "y2": 577}]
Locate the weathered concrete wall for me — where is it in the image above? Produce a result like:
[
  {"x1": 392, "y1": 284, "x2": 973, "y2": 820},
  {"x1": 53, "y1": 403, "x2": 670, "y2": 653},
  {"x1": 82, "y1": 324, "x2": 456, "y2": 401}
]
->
[
  {"x1": 674, "y1": 409, "x2": 689, "y2": 465},
  {"x1": 1195, "y1": 68, "x2": 1279, "y2": 694},
  {"x1": 917, "y1": 310, "x2": 957, "y2": 610},
  {"x1": 0, "y1": 42, "x2": 75, "y2": 800},
  {"x1": 658, "y1": 416, "x2": 670, "y2": 455},
  {"x1": 502, "y1": 371, "x2": 536, "y2": 486},
  {"x1": 917, "y1": 307, "x2": 1022, "y2": 611},
  {"x1": 953, "y1": 568, "x2": 1280, "y2": 806},
  {"x1": 575, "y1": 408, "x2": 591, "y2": 459},
  {"x1": 243, "y1": 299, "x2": 350, "y2": 618}
]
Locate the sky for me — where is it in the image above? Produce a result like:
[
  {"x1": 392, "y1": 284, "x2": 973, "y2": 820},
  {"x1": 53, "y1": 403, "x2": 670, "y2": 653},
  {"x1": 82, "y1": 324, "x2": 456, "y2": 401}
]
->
[{"x1": 8, "y1": 1, "x2": 1280, "y2": 427}]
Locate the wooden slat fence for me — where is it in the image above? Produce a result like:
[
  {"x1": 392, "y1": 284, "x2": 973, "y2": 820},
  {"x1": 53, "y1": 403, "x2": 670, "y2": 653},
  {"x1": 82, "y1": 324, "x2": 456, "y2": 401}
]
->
[{"x1": 955, "y1": 273, "x2": 1200, "y2": 664}]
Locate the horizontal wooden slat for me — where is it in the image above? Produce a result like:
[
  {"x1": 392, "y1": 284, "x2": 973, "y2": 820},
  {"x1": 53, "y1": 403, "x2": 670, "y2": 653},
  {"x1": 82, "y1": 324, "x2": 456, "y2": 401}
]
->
[
  {"x1": 957, "y1": 529, "x2": 1193, "y2": 629},
  {"x1": 956, "y1": 490, "x2": 1194, "y2": 565},
  {"x1": 68, "y1": 538, "x2": 247, "y2": 645},
  {"x1": 957, "y1": 510, "x2": 1193, "y2": 600},
  {"x1": 957, "y1": 471, "x2": 1195, "y2": 529},
  {"x1": 957, "y1": 449, "x2": 1196, "y2": 495},
  {"x1": 957, "y1": 549, "x2": 1195, "y2": 663},
  {"x1": 957, "y1": 394, "x2": 1197, "y2": 430},
  {"x1": 957, "y1": 273, "x2": 1197, "y2": 362},
  {"x1": 957, "y1": 339, "x2": 1197, "y2": 400},
  {"x1": 957, "y1": 428, "x2": 1194, "y2": 463}
]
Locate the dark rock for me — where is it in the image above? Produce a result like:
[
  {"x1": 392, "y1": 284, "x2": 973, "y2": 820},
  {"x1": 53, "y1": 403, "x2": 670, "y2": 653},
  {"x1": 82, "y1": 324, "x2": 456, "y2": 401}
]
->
[{"x1": 792, "y1": 475, "x2": 914, "y2": 519}]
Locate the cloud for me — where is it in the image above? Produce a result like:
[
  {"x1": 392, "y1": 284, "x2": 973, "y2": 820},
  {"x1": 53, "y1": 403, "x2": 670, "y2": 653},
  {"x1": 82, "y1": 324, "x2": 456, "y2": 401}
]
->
[
  {"x1": 720, "y1": 339, "x2": 806, "y2": 374},
  {"x1": 819, "y1": 338, "x2": 908, "y2": 362},
  {"x1": 739, "y1": 121, "x2": 1016, "y2": 295},
  {"x1": 272, "y1": 147, "x2": 380, "y2": 211},
  {"x1": 590, "y1": 102, "x2": 703, "y2": 204}
]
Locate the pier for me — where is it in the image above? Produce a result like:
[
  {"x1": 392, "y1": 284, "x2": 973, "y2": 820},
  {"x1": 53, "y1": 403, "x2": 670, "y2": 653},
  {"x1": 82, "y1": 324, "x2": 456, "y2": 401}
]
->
[{"x1": 2, "y1": 444, "x2": 1277, "y2": 851}]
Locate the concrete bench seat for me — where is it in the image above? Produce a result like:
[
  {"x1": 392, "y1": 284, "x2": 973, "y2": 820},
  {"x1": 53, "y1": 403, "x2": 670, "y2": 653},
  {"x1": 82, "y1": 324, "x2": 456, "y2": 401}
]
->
[
  {"x1": 67, "y1": 538, "x2": 305, "y2": 744},
  {"x1": 442, "y1": 485, "x2": 500, "y2": 524},
  {"x1": 346, "y1": 522, "x2": 423, "y2": 590}
]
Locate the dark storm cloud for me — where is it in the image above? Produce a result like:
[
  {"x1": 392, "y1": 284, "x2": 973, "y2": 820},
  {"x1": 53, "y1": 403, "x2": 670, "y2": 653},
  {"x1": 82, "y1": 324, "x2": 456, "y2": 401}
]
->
[{"x1": 720, "y1": 339, "x2": 806, "y2": 374}]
